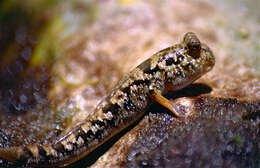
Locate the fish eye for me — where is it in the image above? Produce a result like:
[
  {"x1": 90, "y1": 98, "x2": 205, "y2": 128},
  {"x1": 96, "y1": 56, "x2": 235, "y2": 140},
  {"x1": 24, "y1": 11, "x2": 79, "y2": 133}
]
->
[
  {"x1": 190, "y1": 42, "x2": 201, "y2": 50},
  {"x1": 183, "y1": 32, "x2": 201, "y2": 58}
]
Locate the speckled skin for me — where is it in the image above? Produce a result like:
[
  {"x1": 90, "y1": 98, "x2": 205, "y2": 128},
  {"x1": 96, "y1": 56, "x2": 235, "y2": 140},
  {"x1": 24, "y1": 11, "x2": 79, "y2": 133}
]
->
[{"x1": 0, "y1": 32, "x2": 215, "y2": 167}]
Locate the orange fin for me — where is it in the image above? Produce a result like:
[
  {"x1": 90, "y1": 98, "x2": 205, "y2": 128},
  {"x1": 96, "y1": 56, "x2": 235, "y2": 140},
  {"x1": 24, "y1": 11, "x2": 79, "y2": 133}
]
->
[{"x1": 150, "y1": 90, "x2": 182, "y2": 118}]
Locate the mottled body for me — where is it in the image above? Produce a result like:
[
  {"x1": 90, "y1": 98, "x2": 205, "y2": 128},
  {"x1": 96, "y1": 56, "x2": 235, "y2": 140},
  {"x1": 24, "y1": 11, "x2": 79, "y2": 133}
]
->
[{"x1": 0, "y1": 32, "x2": 215, "y2": 167}]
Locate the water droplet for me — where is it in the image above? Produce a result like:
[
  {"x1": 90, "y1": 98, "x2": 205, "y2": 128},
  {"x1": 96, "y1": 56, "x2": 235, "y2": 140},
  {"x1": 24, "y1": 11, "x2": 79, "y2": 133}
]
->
[{"x1": 20, "y1": 94, "x2": 27, "y2": 103}]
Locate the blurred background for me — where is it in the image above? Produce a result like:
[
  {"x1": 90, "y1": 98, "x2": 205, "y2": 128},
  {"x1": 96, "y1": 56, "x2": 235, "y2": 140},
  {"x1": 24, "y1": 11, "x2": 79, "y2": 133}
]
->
[{"x1": 0, "y1": 0, "x2": 259, "y2": 167}]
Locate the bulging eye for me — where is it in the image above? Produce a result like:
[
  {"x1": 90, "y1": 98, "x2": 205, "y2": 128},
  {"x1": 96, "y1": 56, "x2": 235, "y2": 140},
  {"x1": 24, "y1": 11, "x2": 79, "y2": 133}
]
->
[
  {"x1": 183, "y1": 32, "x2": 201, "y2": 58},
  {"x1": 190, "y1": 42, "x2": 201, "y2": 51}
]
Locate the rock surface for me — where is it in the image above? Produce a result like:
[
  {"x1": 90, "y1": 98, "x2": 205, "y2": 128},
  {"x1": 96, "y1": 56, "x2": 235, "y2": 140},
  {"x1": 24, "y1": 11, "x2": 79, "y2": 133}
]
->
[{"x1": 0, "y1": 0, "x2": 259, "y2": 167}]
